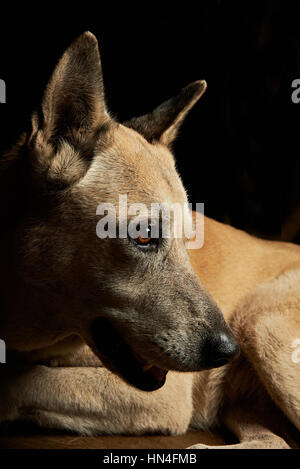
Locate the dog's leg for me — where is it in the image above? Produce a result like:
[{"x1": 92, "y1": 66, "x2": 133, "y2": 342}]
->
[
  {"x1": 230, "y1": 269, "x2": 300, "y2": 434},
  {"x1": 189, "y1": 404, "x2": 291, "y2": 449},
  {"x1": 190, "y1": 269, "x2": 300, "y2": 449},
  {"x1": 189, "y1": 359, "x2": 293, "y2": 449},
  {"x1": 0, "y1": 363, "x2": 194, "y2": 436}
]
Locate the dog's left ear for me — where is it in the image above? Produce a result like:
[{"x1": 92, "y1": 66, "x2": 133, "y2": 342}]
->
[
  {"x1": 31, "y1": 31, "x2": 107, "y2": 147},
  {"x1": 28, "y1": 32, "x2": 110, "y2": 187},
  {"x1": 125, "y1": 80, "x2": 206, "y2": 147}
]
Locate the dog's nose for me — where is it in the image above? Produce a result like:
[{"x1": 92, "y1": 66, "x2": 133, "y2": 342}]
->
[{"x1": 205, "y1": 332, "x2": 240, "y2": 368}]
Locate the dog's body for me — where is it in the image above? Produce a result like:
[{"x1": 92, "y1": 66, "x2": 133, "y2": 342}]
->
[{"x1": 1, "y1": 33, "x2": 300, "y2": 449}]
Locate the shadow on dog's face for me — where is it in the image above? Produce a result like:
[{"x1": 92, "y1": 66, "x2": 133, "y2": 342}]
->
[{"x1": 10, "y1": 33, "x2": 239, "y2": 391}]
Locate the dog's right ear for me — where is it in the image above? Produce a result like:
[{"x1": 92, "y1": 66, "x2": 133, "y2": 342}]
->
[
  {"x1": 124, "y1": 81, "x2": 207, "y2": 148},
  {"x1": 28, "y1": 32, "x2": 109, "y2": 187}
]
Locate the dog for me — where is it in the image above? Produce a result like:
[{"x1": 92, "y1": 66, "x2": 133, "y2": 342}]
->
[{"x1": 0, "y1": 32, "x2": 300, "y2": 449}]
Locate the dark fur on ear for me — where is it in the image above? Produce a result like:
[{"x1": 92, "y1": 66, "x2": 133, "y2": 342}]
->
[{"x1": 124, "y1": 80, "x2": 206, "y2": 147}]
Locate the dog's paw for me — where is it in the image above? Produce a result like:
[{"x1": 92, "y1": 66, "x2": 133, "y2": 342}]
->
[
  {"x1": 187, "y1": 443, "x2": 220, "y2": 449},
  {"x1": 187, "y1": 436, "x2": 291, "y2": 450}
]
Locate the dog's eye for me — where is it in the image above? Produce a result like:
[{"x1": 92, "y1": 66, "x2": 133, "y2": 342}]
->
[
  {"x1": 132, "y1": 224, "x2": 159, "y2": 249},
  {"x1": 136, "y1": 226, "x2": 152, "y2": 246},
  {"x1": 129, "y1": 223, "x2": 160, "y2": 250}
]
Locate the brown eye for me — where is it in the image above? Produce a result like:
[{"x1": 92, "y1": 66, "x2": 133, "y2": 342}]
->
[{"x1": 137, "y1": 226, "x2": 152, "y2": 245}]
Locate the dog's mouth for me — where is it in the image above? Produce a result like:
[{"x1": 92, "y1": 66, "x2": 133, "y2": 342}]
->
[{"x1": 90, "y1": 317, "x2": 168, "y2": 392}]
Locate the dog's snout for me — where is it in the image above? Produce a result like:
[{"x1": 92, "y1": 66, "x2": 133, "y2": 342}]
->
[{"x1": 204, "y1": 332, "x2": 240, "y2": 369}]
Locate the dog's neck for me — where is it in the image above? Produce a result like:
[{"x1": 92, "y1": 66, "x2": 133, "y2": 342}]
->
[{"x1": 190, "y1": 216, "x2": 300, "y2": 318}]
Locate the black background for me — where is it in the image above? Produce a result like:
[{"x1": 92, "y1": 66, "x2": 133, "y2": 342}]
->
[{"x1": 1, "y1": 1, "x2": 300, "y2": 242}]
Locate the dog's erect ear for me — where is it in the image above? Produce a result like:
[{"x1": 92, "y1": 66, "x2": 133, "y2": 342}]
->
[
  {"x1": 124, "y1": 80, "x2": 206, "y2": 147},
  {"x1": 31, "y1": 31, "x2": 107, "y2": 145},
  {"x1": 28, "y1": 32, "x2": 110, "y2": 187}
]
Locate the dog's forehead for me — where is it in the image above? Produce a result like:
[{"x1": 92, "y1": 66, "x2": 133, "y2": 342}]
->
[
  {"x1": 112, "y1": 125, "x2": 173, "y2": 169},
  {"x1": 80, "y1": 124, "x2": 188, "y2": 206}
]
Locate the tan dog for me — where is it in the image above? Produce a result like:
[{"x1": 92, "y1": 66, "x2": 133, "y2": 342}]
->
[{"x1": 0, "y1": 32, "x2": 300, "y2": 449}]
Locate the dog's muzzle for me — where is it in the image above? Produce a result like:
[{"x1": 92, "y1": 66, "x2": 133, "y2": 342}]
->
[{"x1": 89, "y1": 317, "x2": 240, "y2": 392}]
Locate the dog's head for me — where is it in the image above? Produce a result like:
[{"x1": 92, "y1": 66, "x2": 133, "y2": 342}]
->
[{"x1": 8, "y1": 32, "x2": 239, "y2": 390}]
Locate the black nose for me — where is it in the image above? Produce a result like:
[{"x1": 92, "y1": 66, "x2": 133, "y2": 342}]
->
[{"x1": 205, "y1": 332, "x2": 240, "y2": 369}]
